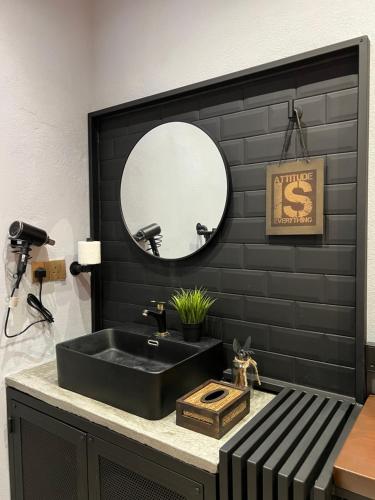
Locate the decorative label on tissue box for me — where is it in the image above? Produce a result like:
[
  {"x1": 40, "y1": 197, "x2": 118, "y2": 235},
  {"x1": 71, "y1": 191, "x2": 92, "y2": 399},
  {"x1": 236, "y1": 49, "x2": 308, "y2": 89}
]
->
[{"x1": 176, "y1": 380, "x2": 250, "y2": 439}]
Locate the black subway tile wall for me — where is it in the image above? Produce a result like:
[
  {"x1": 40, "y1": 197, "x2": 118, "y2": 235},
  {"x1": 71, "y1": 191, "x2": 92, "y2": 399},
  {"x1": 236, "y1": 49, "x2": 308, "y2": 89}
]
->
[{"x1": 96, "y1": 51, "x2": 359, "y2": 396}]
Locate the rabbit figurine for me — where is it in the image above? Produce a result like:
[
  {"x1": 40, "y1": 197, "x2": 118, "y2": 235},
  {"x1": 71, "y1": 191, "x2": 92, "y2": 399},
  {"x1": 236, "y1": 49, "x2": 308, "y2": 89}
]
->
[{"x1": 232, "y1": 337, "x2": 261, "y2": 393}]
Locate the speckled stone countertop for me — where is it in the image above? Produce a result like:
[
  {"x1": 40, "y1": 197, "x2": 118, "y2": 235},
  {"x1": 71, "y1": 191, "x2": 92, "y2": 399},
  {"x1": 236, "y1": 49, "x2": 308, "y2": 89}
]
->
[{"x1": 6, "y1": 361, "x2": 275, "y2": 473}]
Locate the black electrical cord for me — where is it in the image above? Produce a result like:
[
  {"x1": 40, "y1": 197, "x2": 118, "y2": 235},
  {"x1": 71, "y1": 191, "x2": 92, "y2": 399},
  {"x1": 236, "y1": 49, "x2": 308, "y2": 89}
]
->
[{"x1": 4, "y1": 276, "x2": 54, "y2": 338}]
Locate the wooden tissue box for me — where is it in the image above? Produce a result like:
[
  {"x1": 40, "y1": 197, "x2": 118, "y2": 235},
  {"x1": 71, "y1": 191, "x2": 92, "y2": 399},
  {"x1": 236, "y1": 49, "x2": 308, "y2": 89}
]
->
[{"x1": 176, "y1": 380, "x2": 250, "y2": 439}]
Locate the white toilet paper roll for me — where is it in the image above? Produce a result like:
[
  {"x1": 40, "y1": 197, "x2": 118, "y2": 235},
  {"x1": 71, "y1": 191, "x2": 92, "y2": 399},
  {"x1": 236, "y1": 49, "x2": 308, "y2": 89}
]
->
[{"x1": 78, "y1": 241, "x2": 101, "y2": 265}]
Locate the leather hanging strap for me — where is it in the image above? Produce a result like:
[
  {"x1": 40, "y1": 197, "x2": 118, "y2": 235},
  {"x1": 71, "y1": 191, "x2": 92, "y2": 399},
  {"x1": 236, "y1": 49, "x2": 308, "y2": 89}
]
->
[{"x1": 278, "y1": 107, "x2": 311, "y2": 167}]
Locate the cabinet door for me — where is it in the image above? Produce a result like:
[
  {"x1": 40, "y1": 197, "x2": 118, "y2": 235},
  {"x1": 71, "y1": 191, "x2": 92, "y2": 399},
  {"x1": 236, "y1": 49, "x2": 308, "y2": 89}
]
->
[
  {"x1": 10, "y1": 401, "x2": 88, "y2": 500},
  {"x1": 88, "y1": 435, "x2": 204, "y2": 500}
]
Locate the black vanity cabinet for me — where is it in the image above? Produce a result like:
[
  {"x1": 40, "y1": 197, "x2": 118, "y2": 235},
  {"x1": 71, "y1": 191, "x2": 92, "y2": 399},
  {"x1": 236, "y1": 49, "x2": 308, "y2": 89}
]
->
[
  {"x1": 7, "y1": 388, "x2": 217, "y2": 500},
  {"x1": 9, "y1": 400, "x2": 88, "y2": 500},
  {"x1": 88, "y1": 436, "x2": 203, "y2": 500}
]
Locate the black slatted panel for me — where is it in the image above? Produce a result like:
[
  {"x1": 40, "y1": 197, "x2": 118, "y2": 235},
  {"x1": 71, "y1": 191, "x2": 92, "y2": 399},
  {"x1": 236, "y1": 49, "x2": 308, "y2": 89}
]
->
[
  {"x1": 312, "y1": 405, "x2": 361, "y2": 500},
  {"x1": 247, "y1": 392, "x2": 315, "y2": 499},
  {"x1": 21, "y1": 419, "x2": 79, "y2": 500},
  {"x1": 292, "y1": 402, "x2": 351, "y2": 498},
  {"x1": 99, "y1": 456, "x2": 186, "y2": 500},
  {"x1": 219, "y1": 389, "x2": 359, "y2": 500},
  {"x1": 277, "y1": 398, "x2": 339, "y2": 499},
  {"x1": 233, "y1": 391, "x2": 303, "y2": 499},
  {"x1": 262, "y1": 396, "x2": 326, "y2": 499},
  {"x1": 219, "y1": 388, "x2": 292, "y2": 500}
]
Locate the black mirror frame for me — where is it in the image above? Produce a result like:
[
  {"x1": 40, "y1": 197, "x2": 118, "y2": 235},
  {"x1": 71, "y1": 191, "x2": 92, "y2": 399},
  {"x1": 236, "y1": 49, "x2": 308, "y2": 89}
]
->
[{"x1": 118, "y1": 120, "x2": 231, "y2": 262}]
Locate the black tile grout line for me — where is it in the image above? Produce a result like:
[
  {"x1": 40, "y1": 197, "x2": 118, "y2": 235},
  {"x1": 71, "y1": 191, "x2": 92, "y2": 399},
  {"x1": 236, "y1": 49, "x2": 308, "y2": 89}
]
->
[
  {"x1": 227, "y1": 151, "x2": 360, "y2": 167},
  {"x1": 102, "y1": 273, "x2": 355, "y2": 286},
  {"x1": 220, "y1": 350, "x2": 356, "y2": 376},
  {"x1": 228, "y1": 150, "x2": 355, "y2": 166},
  {"x1": 99, "y1": 182, "x2": 359, "y2": 201},
  {"x1": 230, "y1": 183, "x2": 359, "y2": 195},
  {"x1": 103, "y1": 231, "x2": 358, "y2": 241},
  {"x1": 99, "y1": 202, "x2": 359, "y2": 219},
  {"x1": 219, "y1": 131, "x2": 357, "y2": 156},
  {"x1": 217, "y1": 119, "x2": 358, "y2": 144},
  {"x1": 102, "y1": 278, "x2": 356, "y2": 307},
  {"x1": 267, "y1": 328, "x2": 356, "y2": 343},
  {"x1": 220, "y1": 346, "x2": 356, "y2": 373},
  {"x1": 101, "y1": 302, "x2": 357, "y2": 342},
  {"x1": 102, "y1": 242, "x2": 357, "y2": 247},
  {"x1": 100, "y1": 107, "x2": 357, "y2": 133},
  {"x1": 99, "y1": 118, "x2": 359, "y2": 159},
  {"x1": 105, "y1": 276, "x2": 356, "y2": 296},
  {"x1": 100, "y1": 245, "x2": 357, "y2": 253},
  {"x1": 100, "y1": 239, "x2": 356, "y2": 247},
  {"x1": 103, "y1": 267, "x2": 355, "y2": 288},
  {"x1": 206, "y1": 214, "x2": 357, "y2": 221},
  {"x1": 102, "y1": 297, "x2": 356, "y2": 336},
  {"x1": 104, "y1": 215, "x2": 358, "y2": 225},
  {"x1": 101, "y1": 253, "x2": 356, "y2": 261},
  {"x1": 99, "y1": 151, "x2": 359, "y2": 167},
  {"x1": 100, "y1": 260, "x2": 357, "y2": 276},
  {"x1": 99, "y1": 149, "x2": 360, "y2": 169},
  {"x1": 100, "y1": 292, "x2": 355, "y2": 318},
  {"x1": 99, "y1": 86, "x2": 359, "y2": 139},
  {"x1": 240, "y1": 347, "x2": 356, "y2": 371},
  {"x1": 228, "y1": 181, "x2": 359, "y2": 194}
]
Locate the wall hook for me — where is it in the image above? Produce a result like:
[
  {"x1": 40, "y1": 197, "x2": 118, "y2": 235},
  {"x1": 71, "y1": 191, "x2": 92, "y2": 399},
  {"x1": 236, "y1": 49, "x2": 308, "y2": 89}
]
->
[{"x1": 288, "y1": 100, "x2": 302, "y2": 120}]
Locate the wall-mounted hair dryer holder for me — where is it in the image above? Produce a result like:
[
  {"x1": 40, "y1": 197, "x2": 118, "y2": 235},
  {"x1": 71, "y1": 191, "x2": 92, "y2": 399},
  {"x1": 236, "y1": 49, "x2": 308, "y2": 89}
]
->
[
  {"x1": 4, "y1": 221, "x2": 55, "y2": 339},
  {"x1": 10, "y1": 239, "x2": 33, "y2": 288}
]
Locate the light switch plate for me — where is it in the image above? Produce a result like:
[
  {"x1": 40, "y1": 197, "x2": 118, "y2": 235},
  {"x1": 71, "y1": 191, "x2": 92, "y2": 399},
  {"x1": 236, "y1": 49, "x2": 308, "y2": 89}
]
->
[{"x1": 31, "y1": 260, "x2": 66, "y2": 283}]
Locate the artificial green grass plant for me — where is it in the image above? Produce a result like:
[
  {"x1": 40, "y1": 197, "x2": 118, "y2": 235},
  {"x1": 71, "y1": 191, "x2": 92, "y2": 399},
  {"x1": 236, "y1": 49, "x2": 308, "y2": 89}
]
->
[{"x1": 169, "y1": 287, "x2": 216, "y2": 324}]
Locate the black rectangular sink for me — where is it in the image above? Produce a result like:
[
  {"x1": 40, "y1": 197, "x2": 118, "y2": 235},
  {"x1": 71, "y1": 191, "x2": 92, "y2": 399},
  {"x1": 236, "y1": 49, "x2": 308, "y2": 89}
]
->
[{"x1": 56, "y1": 324, "x2": 223, "y2": 419}]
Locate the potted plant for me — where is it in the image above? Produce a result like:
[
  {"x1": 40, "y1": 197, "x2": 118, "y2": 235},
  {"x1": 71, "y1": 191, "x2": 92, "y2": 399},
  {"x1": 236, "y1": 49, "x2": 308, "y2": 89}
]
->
[{"x1": 169, "y1": 287, "x2": 216, "y2": 342}]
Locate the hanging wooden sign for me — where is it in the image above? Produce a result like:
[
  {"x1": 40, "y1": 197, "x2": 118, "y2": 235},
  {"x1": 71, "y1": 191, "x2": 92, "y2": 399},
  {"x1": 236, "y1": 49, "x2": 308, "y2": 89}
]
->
[{"x1": 266, "y1": 159, "x2": 324, "y2": 235}]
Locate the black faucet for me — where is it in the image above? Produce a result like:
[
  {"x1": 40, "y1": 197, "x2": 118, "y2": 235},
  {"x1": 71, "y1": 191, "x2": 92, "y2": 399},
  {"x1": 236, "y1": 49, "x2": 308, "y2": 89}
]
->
[{"x1": 142, "y1": 301, "x2": 169, "y2": 337}]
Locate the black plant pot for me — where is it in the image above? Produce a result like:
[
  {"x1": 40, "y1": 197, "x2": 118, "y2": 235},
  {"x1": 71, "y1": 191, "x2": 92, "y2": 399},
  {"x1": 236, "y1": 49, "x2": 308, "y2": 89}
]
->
[{"x1": 182, "y1": 323, "x2": 202, "y2": 342}]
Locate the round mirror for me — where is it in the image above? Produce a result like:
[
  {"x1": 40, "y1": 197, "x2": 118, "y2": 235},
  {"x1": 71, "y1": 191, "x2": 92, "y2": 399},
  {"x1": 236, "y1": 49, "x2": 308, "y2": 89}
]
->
[{"x1": 120, "y1": 122, "x2": 229, "y2": 260}]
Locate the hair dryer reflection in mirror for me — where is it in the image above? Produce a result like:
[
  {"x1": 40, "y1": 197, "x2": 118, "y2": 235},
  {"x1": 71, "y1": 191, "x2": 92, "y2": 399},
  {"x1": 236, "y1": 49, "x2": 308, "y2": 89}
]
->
[{"x1": 133, "y1": 223, "x2": 163, "y2": 257}]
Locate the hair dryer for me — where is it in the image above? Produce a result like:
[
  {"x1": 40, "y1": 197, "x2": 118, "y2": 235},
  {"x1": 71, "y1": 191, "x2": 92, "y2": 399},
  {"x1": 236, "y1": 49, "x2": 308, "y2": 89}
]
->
[
  {"x1": 8, "y1": 221, "x2": 55, "y2": 287},
  {"x1": 9, "y1": 221, "x2": 55, "y2": 247}
]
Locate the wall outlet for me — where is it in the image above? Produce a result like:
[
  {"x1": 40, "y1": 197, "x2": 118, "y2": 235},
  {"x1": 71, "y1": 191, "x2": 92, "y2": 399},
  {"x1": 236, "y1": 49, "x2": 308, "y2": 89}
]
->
[{"x1": 31, "y1": 260, "x2": 66, "y2": 283}]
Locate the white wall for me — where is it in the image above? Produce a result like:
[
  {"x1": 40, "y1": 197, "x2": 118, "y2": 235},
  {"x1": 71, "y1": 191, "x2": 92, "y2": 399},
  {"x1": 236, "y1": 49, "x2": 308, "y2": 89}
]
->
[
  {"x1": 92, "y1": 0, "x2": 375, "y2": 342},
  {"x1": 0, "y1": 0, "x2": 92, "y2": 497}
]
